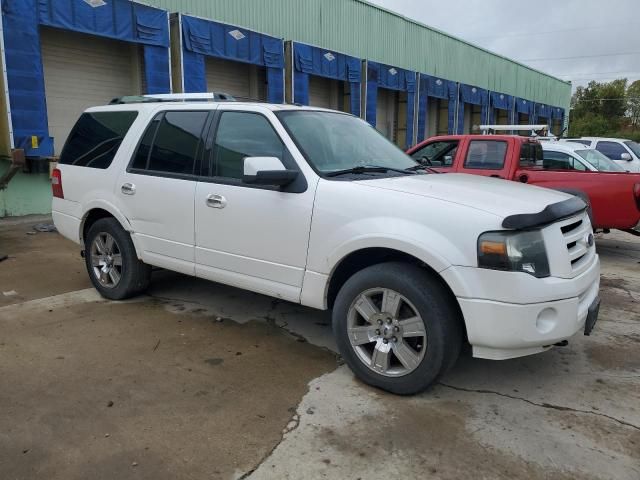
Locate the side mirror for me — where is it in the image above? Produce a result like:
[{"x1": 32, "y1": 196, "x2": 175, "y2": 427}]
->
[
  {"x1": 620, "y1": 152, "x2": 633, "y2": 161},
  {"x1": 243, "y1": 157, "x2": 298, "y2": 187}
]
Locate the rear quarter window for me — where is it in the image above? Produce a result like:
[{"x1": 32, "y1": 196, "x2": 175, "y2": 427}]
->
[{"x1": 58, "y1": 111, "x2": 138, "y2": 169}]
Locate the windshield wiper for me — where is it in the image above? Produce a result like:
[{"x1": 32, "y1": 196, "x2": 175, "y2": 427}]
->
[
  {"x1": 325, "y1": 165, "x2": 416, "y2": 177},
  {"x1": 405, "y1": 164, "x2": 440, "y2": 174}
]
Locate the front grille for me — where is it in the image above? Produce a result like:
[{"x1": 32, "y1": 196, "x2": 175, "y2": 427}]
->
[
  {"x1": 560, "y1": 213, "x2": 594, "y2": 274},
  {"x1": 561, "y1": 220, "x2": 582, "y2": 234}
]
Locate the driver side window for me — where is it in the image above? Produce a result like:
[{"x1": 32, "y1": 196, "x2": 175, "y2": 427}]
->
[{"x1": 411, "y1": 140, "x2": 459, "y2": 167}]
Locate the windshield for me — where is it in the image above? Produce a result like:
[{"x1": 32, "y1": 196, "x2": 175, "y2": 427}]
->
[
  {"x1": 624, "y1": 141, "x2": 640, "y2": 157},
  {"x1": 276, "y1": 110, "x2": 418, "y2": 174},
  {"x1": 576, "y1": 149, "x2": 625, "y2": 172}
]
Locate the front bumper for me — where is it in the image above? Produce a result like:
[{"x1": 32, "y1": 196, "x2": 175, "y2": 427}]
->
[{"x1": 444, "y1": 255, "x2": 600, "y2": 360}]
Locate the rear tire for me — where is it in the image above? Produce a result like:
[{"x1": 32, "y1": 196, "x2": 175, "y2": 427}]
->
[
  {"x1": 332, "y1": 262, "x2": 462, "y2": 395},
  {"x1": 85, "y1": 218, "x2": 151, "y2": 300}
]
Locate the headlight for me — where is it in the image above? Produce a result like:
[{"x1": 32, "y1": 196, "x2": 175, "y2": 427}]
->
[{"x1": 477, "y1": 230, "x2": 550, "y2": 278}]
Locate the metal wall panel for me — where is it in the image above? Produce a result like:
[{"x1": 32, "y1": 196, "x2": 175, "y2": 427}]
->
[{"x1": 144, "y1": 0, "x2": 571, "y2": 110}]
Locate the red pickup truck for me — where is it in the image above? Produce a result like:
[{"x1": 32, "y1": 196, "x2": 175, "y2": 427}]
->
[{"x1": 407, "y1": 135, "x2": 640, "y2": 232}]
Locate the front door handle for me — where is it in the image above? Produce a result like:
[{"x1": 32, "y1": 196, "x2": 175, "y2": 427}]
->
[
  {"x1": 206, "y1": 194, "x2": 227, "y2": 209},
  {"x1": 121, "y1": 183, "x2": 136, "y2": 195}
]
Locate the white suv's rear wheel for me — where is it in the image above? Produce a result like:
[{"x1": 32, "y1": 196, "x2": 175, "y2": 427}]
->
[
  {"x1": 85, "y1": 218, "x2": 151, "y2": 300},
  {"x1": 333, "y1": 262, "x2": 462, "y2": 395}
]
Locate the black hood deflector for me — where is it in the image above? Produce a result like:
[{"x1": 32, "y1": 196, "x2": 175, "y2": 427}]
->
[{"x1": 502, "y1": 196, "x2": 588, "y2": 230}]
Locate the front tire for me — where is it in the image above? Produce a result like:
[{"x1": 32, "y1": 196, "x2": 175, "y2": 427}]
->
[
  {"x1": 85, "y1": 218, "x2": 151, "y2": 300},
  {"x1": 332, "y1": 262, "x2": 462, "y2": 395}
]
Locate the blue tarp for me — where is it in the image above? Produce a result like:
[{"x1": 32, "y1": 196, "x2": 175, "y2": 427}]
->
[
  {"x1": 515, "y1": 97, "x2": 534, "y2": 115},
  {"x1": 536, "y1": 103, "x2": 552, "y2": 122},
  {"x1": 366, "y1": 61, "x2": 416, "y2": 149},
  {"x1": 456, "y1": 83, "x2": 489, "y2": 134},
  {"x1": 293, "y1": 42, "x2": 361, "y2": 116},
  {"x1": 552, "y1": 106, "x2": 565, "y2": 120},
  {"x1": 181, "y1": 15, "x2": 284, "y2": 103},
  {"x1": 488, "y1": 92, "x2": 513, "y2": 124},
  {"x1": 2, "y1": 0, "x2": 171, "y2": 157},
  {"x1": 416, "y1": 74, "x2": 457, "y2": 142}
]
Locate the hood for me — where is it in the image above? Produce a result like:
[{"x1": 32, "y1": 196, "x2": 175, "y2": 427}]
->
[{"x1": 355, "y1": 173, "x2": 572, "y2": 219}]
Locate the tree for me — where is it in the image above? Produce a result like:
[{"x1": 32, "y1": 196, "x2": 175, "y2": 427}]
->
[
  {"x1": 628, "y1": 80, "x2": 640, "y2": 131},
  {"x1": 569, "y1": 79, "x2": 627, "y2": 137}
]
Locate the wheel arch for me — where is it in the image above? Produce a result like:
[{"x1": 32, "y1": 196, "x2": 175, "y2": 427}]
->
[
  {"x1": 324, "y1": 246, "x2": 469, "y2": 343},
  {"x1": 80, "y1": 201, "x2": 136, "y2": 251}
]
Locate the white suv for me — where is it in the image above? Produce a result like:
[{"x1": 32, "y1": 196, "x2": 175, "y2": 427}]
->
[
  {"x1": 561, "y1": 137, "x2": 640, "y2": 172},
  {"x1": 52, "y1": 97, "x2": 601, "y2": 394}
]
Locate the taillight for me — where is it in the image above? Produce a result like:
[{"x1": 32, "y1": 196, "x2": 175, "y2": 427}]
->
[
  {"x1": 634, "y1": 183, "x2": 640, "y2": 210},
  {"x1": 51, "y1": 168, "x2": 64, "y2": 199}
]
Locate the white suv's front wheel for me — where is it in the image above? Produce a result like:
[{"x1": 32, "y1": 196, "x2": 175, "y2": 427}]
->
[{"x1": 333, "y1": 262, "x2": 463, "y2": 395}]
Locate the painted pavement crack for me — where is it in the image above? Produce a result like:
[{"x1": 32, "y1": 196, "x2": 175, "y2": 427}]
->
[{"x1": 439, "y1": 383, "x2": 640, "y2": 431}]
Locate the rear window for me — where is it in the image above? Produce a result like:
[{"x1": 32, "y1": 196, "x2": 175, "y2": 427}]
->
[
  {"x1": 59, "y1": 111, "x2": 138, "y2": 168},
  {"x1": 464, "y1": 140, "x2": 507, "y2": 170},
  {"x1": 519, "y1": 142, "x2": 543, "y2": 167}
]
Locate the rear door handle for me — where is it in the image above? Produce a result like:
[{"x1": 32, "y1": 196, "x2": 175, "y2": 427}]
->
[
  {"x1": 206, "y1": 194, "x2": 227, "y2": 209},
  {"x1": 121, "y1": 183, "x2": 136, "y2": 195}
]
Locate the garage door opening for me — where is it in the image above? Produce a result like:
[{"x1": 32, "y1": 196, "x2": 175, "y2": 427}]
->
[
  {"x1": 40, "y1": 27, "x2": 142, "y2": 154},
  {"x1": 376, "y1": 88, "x2": 408, "y2": 147},
  {"x1": 518, "y1": 112, "x2": 530, "y2": 126},
  {"x1": 308, "y1": 76, "x2": 351, "y2": 112},
  {"x1": 495, "y1": 109, "x2": 510, "y2": 125},
  {"x1": 463, "y1": 104, "x2": 483, "y2": 134},
  {"x1": 206, "y1": 57, "x2": 267, "y2": 102}
]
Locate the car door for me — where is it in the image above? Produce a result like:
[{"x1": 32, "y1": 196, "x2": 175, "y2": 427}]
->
[
  {"x1": 456, "y1": 138, "x2": 512, "y2": 179},
  {"x1": 116, "y1": 109, "x2": 212, "y2": 275},
  {"x1": 194, "y1": 107, "x2": 316, "y2": 302}
]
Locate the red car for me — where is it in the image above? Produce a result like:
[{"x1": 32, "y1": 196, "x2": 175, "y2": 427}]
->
[{"x1": 407, "y1": 135, "x2": 640, "y2": 232}]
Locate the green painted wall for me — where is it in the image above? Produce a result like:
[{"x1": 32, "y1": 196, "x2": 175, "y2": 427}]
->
[
  {"x1": 0, "y1": 161, "x2": 52, "y2": 217},
  {"x1": 146, "y1": 0, "x2": 572, "y2": 108}
]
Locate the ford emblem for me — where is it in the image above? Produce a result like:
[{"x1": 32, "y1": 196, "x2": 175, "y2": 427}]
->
[{"x1": 586, "y1": 234, "x2": 594, "y2": 248}]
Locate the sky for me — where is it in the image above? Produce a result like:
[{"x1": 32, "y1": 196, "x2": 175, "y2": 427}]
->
[{"x1": 367, "y1": 0, "x2": 640, "y2": 91}]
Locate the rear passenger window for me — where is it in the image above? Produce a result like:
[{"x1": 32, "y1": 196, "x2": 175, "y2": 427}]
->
[
  {"x1": 213, "y1": 112, "x2": 285, "y2": 179},
  {"x1": 130, "y1": 111, "x2": 209, "y2": 176},
  {"x1": 59, "y1": 111, "x2": 138, "y2": 169},
  {"x1": 464, "y1": 140, "x2": 507, "y2": 169}
]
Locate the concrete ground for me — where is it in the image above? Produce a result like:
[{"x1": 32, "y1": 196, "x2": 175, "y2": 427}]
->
[{"x1": 0, "y1": 216, "x2": 638, "y2": 479}]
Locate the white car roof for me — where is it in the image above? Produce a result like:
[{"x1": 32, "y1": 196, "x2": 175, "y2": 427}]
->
[
  {"x1": 575, "y1": 137, "x2": 632, "y2": 142},
  {"x1": 542, "y1": 142, "x2": 590, "y2": 153},
  {"x1": 84, "y1": 101, "x2": 343, "y2": 115}
]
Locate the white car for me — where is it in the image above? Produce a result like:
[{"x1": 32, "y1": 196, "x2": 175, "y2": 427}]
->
[
  {"x1": 561, "y1": 137, "x2": 640, "y2": 172},
  {"x1": 542, "y1": 142, "x2": 627, "y2": 172},
  {"x1": 51, "y1": 96, "x2": 601, "y2": 394}
]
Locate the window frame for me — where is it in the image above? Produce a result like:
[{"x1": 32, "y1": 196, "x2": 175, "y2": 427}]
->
[
  {"x1": 127, "y1": 110, "x2": 214, "y2": 181},
  {"x1": 463, "y1": 139, "x2": 508, "y2": 170},
  {"x1": 200, "y1": 109, "x2": 308, "y2": 194}
]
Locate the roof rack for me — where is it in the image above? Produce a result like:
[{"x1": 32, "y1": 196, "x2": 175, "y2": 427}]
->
[
  {"x1": 109, "y1": 92, "x2": 236, "y2": 105},
  {"x1": 478, "y1": 124, "x2": 551, "y2": 137}
]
